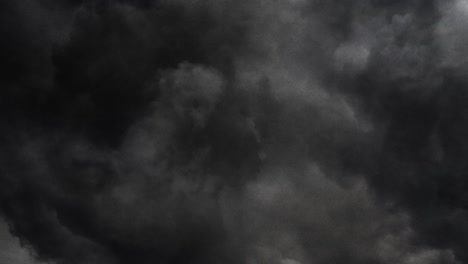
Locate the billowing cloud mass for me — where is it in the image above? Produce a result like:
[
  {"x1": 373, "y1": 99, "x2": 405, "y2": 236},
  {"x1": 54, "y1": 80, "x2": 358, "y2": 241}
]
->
[{"x1": 1, "y1": 0, "x2": 468, "y2": 263}]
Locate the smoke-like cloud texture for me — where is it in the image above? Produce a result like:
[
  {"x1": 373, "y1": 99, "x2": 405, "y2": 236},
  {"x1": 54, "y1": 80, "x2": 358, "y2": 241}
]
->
[{"x1": 1, "y1": 0, "x2": 468, "y2": 263}]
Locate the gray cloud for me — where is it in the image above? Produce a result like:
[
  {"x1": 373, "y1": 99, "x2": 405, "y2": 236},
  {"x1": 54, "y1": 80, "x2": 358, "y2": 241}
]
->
[{"x1": 1, "y1": 0, "x2": 468, "y2": 264}]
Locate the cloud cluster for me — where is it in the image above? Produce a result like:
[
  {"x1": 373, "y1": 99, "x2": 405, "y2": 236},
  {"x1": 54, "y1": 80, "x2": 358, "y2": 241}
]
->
[{"x1": 1, "y1": 0, "x2": 468, "y2": 264}]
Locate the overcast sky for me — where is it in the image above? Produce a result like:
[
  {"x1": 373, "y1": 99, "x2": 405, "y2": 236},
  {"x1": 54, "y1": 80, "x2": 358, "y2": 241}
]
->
[{"x1": 1, "y1": 0, "x2": 468, "y2": 264}]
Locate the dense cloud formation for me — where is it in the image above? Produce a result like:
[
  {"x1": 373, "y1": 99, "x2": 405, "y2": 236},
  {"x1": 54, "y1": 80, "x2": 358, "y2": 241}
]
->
[{"x1": 1, "y1": 0, "x2": 468, "y2": 263}]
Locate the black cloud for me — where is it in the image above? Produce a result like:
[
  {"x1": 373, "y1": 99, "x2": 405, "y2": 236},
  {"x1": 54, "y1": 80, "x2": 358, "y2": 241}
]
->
[{"x1": 1, "y1": 1, "x2": 468, "y2": 264}]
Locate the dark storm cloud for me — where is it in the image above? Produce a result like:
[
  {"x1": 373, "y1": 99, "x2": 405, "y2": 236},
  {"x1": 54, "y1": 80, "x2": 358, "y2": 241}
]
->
[{"x1": 1, "y1": 0, "x2": 468, "y2": 264}]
